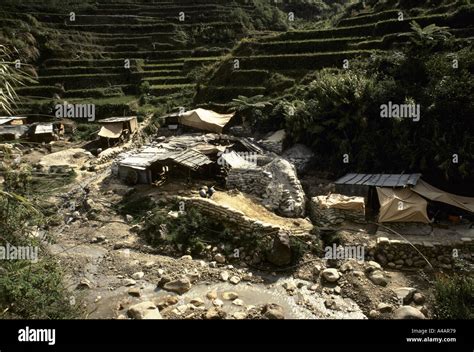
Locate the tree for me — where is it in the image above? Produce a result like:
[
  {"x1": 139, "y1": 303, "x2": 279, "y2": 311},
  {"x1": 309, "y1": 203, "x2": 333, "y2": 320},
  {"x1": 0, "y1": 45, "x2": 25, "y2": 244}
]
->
[
  {"x1": 407, "y1": 21, "x2": 452, "y2": 52},
  {"x1": 229, "y1": 95, "x2": 273, "y2": 127}
]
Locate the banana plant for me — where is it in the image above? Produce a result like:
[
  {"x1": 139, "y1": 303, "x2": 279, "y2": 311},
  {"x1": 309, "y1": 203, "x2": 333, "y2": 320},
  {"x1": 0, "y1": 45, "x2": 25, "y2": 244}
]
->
[{"x1": 0, "y1": 45, "x2": 35, "y2": 115}]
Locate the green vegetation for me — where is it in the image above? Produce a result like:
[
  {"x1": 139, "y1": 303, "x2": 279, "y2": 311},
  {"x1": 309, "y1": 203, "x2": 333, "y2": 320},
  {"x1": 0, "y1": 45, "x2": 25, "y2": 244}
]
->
[
  {"x1": 140, "y1": 203, "x2": 271, "y2": 259},
  {"x1": 434, "y1": 274, "x2": 474, "y2": 319},
  {"x1": 0, "y1": 167, "x2": 79, "y2": 319}
]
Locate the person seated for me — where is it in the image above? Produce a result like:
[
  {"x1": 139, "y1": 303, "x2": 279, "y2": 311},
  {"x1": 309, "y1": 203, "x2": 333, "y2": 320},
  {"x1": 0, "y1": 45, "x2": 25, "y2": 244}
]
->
[
  {"x1": 207, "y1": 186, "x2": 216, "y2": 198},
  {"x1": 199, "y1": 186, "x2": 208, "y2": 198}
]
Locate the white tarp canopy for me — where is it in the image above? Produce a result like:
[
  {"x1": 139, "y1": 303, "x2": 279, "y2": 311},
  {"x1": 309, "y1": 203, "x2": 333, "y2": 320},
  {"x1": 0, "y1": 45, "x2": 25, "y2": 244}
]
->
[
  {"x1": 178, "y1": 108, "x2": 234, "y2": 133},
  {"x1": 98, "y1": 123, "x2": 123, "y2": 139},
  {"x1": 413, "y1": 179, "x2": 474, "y2": 214},
  {"x1": 377, "y1": 187, "x2": 430, "y2": 223}
]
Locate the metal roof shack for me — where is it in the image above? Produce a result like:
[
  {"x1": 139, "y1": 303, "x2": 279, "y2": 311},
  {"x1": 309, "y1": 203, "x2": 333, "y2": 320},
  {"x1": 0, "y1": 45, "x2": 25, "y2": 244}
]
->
[
  {"x1": 334, "y1": 173, "x2": 421, "y2": 199},
  {"x1": 119, "y1": 146, "x2": 179, "y2": 170},
  {"x1": 0, "y1": 125, "x2": 29, "y2": 141},
  {"x1": 0, "y1": 116, "x2": 27, "y2": 126},
  {"x1": 219, "y1": 150, "x2": 258, "y2": 170},
  {"x1": 335, "y1": 173, "x2": 421, "y2": 187},
  {"x1": 171, "y1": 148, "x2": 213, "y2": 171},
  {"x1": 34, "y1": 124, "x2": 54, "y2": 135},
  {"x1": 98, "y1": 116, "x2": 138, "y2": 143},
  {"x1": 98, "y1": 117, "x2": 137, "y2": 124}
]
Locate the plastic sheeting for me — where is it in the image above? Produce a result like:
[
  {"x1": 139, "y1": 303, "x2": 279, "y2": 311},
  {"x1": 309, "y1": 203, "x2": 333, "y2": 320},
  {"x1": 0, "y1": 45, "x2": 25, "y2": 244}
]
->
[
  {"x1": 377, "y1": 187, "x2": 430, "y2": 223},
  {"x1": 413, "y1": 180, "x2": 474, "y2": 213},
  {"x1": 178, "y1": 108, "x2": 234, "y2": 133},
  {"x1": 98, "y1": 123, "x2": 123, "y2": 138}
]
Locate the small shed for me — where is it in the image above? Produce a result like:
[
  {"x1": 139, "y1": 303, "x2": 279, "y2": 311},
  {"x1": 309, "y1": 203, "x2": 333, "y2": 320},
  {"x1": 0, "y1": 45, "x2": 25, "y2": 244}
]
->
[
  {"x1": 117, "y1": 145, "x2": 213, "y2": 185},
  {"x1": 30, "y1": 123, "x2": 62, "y2": 143},
  {"x1": 98, "y1": 117, "x2": 138, "y2": 143},
  {"x1": 0, "y1": 116, "x2": 27, "y2": 126},
  {"x1": 0, "y1": 125, "x2": 29, "y2": 141}
]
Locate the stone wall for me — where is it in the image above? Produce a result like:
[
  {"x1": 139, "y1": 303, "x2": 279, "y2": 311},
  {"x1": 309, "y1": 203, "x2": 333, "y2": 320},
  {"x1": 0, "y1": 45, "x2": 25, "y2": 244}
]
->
[
  {"x1": 179, "y1": 196, "x2": 281, "y2": 237},
  {"x1": 368, "y1": 236, "x2": 474, "y2": 270},
  {"x1": 226, "y1": 167, "x2": 273, "y2": 197},
  {"x1": 225, "y1": 158, "x2": 306, "y2": 218},
  {"x1": 309, "y1": 194, "x2": 366, "y2": 226}
]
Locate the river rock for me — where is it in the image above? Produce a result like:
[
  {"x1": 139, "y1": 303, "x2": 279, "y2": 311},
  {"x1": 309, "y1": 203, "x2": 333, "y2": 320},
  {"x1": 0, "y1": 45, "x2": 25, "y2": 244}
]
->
[
  {"x1": 205, "y1": 307, "x2": 226, "y2": 320},
  {"x1": 365, "y1": 261, "x2": 382, "y2": 273},
  {"x1": 127, "y1": 301, "x2": 162, "y2": 320},
  {"x1": 262, "y1": 303, "x2": 285, "y2": 319},
  {"x1": 212, "y1": 299, "x2": 224, "y2": 307},
  {"x1": 163, "y1": 277, "x2": 192, "y2": 294},
  {"x1": 233, "y1": 311, "x2": 247, "y2": 319},
  {"x1": 222, "y1": 292, "x2": 239, "y2": 300},
  {"x1": 393, "y1": 306, "x2": 426, "y2": 319},
  {"x1": 230, "y1": 276, "x2": 241, "y2": 285},
  {"x1": 131, "y1": 272, "x2": 144, "y2": 280},
  {"x1": 266, "y1": 231, "x2": 292, "y2": 266},
  {"x1": 377, "y1": 303, "x2": 393, "y2": 313},
  {"x1": 413, "y1": 292, "x2": 425, "y2": 305},
  {"x1": 321, "y1": 268, "x2": 340, "y2": 282},
  {"x1": 154, "y1": 295, "x2": 179, "y2": 310},
  {"x1": 214, "y1": 253, "x2": 226, "y2": 264},
  {"x1": 206, "y1": 289, "x2": 218, "y2": 300},
  {"x1": 368, "y1": 271, "x2": 389, "y2": 286},
  {"x1": 123, "y1": 278, "x2": 136, "y2": 287},
  {"x1": 232, "y1": 299, "x2": 244, "y2": 306},
  {"x1": 220, "y1": 271, "x2": 229, "y2": 281},
  {"x1": 394, "y1": 287, "x2": 417, "y2": 304},
  {"x1": 190, "y1": 298, "x2": 205, "y2": 307},
  {"x1": 128, "y1": 288, "x2": 141, "y2": 297}
]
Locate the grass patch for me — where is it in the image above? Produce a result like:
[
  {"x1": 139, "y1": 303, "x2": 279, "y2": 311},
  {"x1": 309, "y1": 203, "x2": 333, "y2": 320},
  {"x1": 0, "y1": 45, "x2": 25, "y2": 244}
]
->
[{"x1": 434, "y1": 274, "x2": 474, "y2": 319}]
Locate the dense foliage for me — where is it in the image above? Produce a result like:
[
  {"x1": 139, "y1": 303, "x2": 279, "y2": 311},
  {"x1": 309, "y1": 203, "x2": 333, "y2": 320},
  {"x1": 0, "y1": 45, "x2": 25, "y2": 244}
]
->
[
  {"x1": 260, "y1": 24, "x2": 473, "y2": 186},
  {"x1": 0, "y1": 169, "x2": 79, "y2": 319}
]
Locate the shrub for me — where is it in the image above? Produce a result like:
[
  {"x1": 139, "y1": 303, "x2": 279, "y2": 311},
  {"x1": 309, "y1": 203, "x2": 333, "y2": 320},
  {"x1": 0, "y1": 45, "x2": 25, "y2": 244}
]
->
[
  {"x1": 0, "y1": 184, "x2": 79, "y2": 319},
  {"x1": 434, "y1": 274, "x2": 474, "y2": 319}
]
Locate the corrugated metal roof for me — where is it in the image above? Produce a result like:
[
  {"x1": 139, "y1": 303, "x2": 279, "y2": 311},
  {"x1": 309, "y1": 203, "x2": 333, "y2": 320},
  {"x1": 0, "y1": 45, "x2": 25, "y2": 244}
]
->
[
  {"x1": 0, "y1": 116, "x2": 27, "y2": 125},
  {"x1": 99, "y1": 116, "x2": 137, "y2": 124},
  {"x1": 335, "y1": 173, "x2": 421, "y2": 187},
  {"x1": 35, "y1": 124, "x2": 54, "y2": 134},
  {"x1": 171, "y1": 149, "x2": 212, "y2": 170},
  {"x1": 220, "y1": 151, "x2": 257, "y2": 169},
  {"x1": 119, "y1": 146, "x2": 178, "y2": 170}
]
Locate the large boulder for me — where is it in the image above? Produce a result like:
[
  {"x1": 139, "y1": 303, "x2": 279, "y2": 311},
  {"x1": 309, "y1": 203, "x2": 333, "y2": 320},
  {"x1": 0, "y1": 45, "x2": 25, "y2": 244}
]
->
[
  {"x1": 393, "y1": 306, "x2": 426, "y2": 319},
  {"x1": 127, "y1": 301, "x2": 162, "y2": 320},
  {"x1": 266, "y1": 231, "x2": 292, "y2": 266},
  {"x1": 162, "y1": 277, "x2": 192, "y2": 294}
]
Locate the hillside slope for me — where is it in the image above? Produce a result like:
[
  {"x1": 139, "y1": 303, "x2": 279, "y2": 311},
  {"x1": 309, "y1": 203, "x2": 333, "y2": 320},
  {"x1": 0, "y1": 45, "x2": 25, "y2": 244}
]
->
[{"x1": 197, "y1": 0, "x2": 473, "y2": 104}]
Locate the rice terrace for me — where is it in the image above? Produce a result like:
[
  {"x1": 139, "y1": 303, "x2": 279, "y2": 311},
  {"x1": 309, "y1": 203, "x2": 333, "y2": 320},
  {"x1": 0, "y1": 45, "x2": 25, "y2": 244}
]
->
[{"x1": 0, "y1": 0, "x2": 473, "y2": 329}]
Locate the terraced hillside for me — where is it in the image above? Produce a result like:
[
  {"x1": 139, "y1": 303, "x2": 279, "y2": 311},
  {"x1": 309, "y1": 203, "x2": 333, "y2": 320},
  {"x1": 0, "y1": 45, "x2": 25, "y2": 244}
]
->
[
  {"x1": 2, "y1": 0, "x2": 278, "y2": 119},
  {"x1": 197, "y1": 1, "x2": 473, "y2": 104}
]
